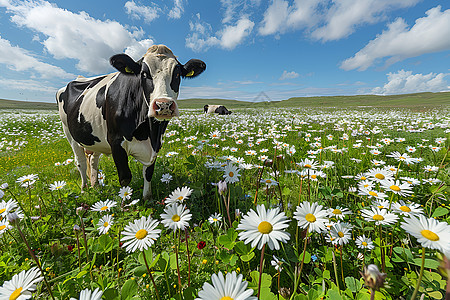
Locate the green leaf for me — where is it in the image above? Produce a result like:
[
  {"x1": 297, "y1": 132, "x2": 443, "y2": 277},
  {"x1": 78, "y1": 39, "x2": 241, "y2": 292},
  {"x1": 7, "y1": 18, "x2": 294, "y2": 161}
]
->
[
  {"x1": 297, "y1": 250, "x2": 311, "y2": 264},
  {"x1": 432, "y1": 207, "x2": 449, "y2": 218},
  {"x1": 121, "y1": 279, "x2": 138, "y2": 300},
  {"x1": 345, "y1": 276, "x2": 362, "y2": 293},
  {"x1": 327, "y1": 289, "x2": 342, "y2": 300},
  {"x1": 133, "y1": 265, "x2": 147, "y2": 277},
  {"x1": 412, "y1": 258, "x2": 440, "y2": 269},
  {"x1": 248, "y1": 271, "x2": 272, "y2": 290},
  {"x1": 240, "y1": 252, "x2": 255, "y2": 262},
  {"x1": 103, "y1": 288, "x2": 119, "y2": 300},
  {"x1": 218, "y1": 228, "x2": 238, "y2": 250},
  {"x1": 234, "y1": 241, "x2": 252, "y2": 256}
]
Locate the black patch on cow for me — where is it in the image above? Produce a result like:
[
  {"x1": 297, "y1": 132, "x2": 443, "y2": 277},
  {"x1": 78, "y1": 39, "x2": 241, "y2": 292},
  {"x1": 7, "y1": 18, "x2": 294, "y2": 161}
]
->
[
  {"x1": 215, "y1": 105, "x2": 232, "y2": 115},
  {"x1": 96, "y1": 85, "x2": 106, "y2": 109},
  {"x1": 133, "y1": 119, "x2": 150, "y2": 141},
  {"x1": 171, "y1": 65, "x2": 182, "y2": 93},
  {"x1": 66, "y1": 95, "x2": 101, "y2": 146},
  {"x1": 204, "y1": 105, "x2": 209, "y2": 113},
  {"x1": 145, "y1": 163, "x2": 156, "y2": 182},
  {"x1": 109, "y1": 137, "x2": 132, "y2": 186},
  {"x1": 141, "y1": 63, "x2": 154, "y2": 103},
  {"x1": 182, "y1": 59, "x2": 206, "y2": 78},
  {"x1": 149, "y1": 118, "x2": 169, "y2": 153}
]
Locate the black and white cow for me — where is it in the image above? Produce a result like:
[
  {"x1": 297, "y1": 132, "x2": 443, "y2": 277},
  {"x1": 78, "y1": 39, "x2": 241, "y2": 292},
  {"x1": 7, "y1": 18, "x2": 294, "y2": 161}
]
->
[
  {"x1": 204, "y1": 105, "x2": 232, "y2": 115},
  {"x1": 57, "y1": 45, "x2": 206, "y2": 199}
]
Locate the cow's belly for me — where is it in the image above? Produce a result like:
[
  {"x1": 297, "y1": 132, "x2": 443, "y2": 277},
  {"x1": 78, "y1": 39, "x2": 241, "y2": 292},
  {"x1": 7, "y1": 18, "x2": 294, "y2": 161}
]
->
[{"x1": 121, "y1": 138, "x2": 156, "y2": 166}]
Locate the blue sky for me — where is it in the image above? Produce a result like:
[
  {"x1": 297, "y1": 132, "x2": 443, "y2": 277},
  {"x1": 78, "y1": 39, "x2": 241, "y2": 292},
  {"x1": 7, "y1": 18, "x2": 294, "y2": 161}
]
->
[{"x1": 0, "y1": 0, "x2": 450, "y2": 103}]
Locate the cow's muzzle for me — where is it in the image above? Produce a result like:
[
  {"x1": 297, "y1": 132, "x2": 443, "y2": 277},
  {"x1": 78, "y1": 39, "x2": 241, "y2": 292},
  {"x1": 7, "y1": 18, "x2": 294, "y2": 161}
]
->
[{"x1": 149, "y1": 98, "x2": 179, "y2": 119}]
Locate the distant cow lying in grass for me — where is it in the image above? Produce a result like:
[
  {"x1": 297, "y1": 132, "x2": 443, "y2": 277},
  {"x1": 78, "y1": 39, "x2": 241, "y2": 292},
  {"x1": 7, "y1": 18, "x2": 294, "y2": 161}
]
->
[{"x1": 204, "y1": 105, "x2": 232, "y2": 115}]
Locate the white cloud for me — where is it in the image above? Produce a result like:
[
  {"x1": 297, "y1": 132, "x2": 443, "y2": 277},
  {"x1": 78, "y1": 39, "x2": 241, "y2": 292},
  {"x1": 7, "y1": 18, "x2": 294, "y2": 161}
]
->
[
  {"x1": 312, "y1": 0, "x2": 419, "y2": 41},
  {"x1": 1, "y1": 0, "x2": 154, "y2": 74},
  {"x1": 279, "y1": 70, "x2": 299, "y2": 80},
  {"x1": 341, "y1": 6, "x2": 450, "y2": 71},
  {"x1": 372, "y1": 70, "x2": 449, "y2": 95},
  {"x1": 0, "y1": 77, "x2": 59, "y2": 93},
  {"x1": 219, "y1": 17, "x2": 254, "y2": 50},
  {"x1": 259, "y1": 0, "x2": 320, "y2": 36},
  {"x1": 0, "y1": 35, "x2": 73, "y2": 79},
  {"x1": 124, "y1": 39, "x2": 155, "y2": 61},
  {"x1": 125, "y1": 1, "x2": 160, "y2": 23},
  {"x1": 186, "y1": 14, "x2": 253, "y2": 51},
  {"x1": 168, "y1": 0, "x2": 184, "y2": 19}
]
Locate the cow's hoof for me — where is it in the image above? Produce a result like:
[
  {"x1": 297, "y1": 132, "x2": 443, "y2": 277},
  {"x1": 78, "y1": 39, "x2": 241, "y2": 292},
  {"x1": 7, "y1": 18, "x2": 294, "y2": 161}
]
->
[{"x1": 120, "y1": 178, "x2": 131, "y2": 187}]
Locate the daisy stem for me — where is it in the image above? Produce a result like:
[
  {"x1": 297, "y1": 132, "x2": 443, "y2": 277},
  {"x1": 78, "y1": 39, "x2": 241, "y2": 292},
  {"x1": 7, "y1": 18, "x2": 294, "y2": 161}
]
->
[
  {"x1": 370, "y1": 288, "x2": 375, "y2": 300},
  {"x1": 175, "y1": 230, "x2": 182, "y2": 294},
  {"x1": 142, "y1": 250, "x2": 161, "y2": 300},
  {"x1": 379, "y1": 225, "x2": 385, "y2": 273},
  {"x1": 254, "y1": 164, "x2": 265, "y2": 206},
  {"x1": 15, "y1": 221, "x2": 55, "y2": 300},
  {"x1": 75, "y1": 230, "x2": 82, "y2": 272},
  {"x1": 277, "y1": 270, "x2": 280, "y2": 300},
  {"x1": 435, "y1": 146, "x2": 449, "y2": 179},
  {"x1": 257, "y1": 244, "x2": 266, "y2": 299},
  {"x1": 291, "y1": 230, "x2": 308, "y2": 299},
  {"x1": 411, "y1": 247, "x2": 426, "y2": 300},
  {"x1": 340, "y1": 245, "x2": 345, "y2": 289},
  {"x1": 184, "y1": 228, "x2": 191, "y2": 287},
  {"x1": 332, "y1": 247, "x2": 340, "y2": 292}
]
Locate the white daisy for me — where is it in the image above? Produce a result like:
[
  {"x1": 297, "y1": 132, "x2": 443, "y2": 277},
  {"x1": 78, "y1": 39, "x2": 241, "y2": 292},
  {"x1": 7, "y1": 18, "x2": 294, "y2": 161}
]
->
[
  {"x1": 356, "y1": 235, "x2": 375, "y2": 250},
  {"x1": 327, "y1": 206, "x2": 352, "y2": 220},
  {"x1": 90, "y1": 199, "x2": 117, "y2": 212},
  {"x1": 223, "y1": 163, "x2": 240, "y2": 184},
  {"x1": 360, "y1": 207, "x2": 398, "y2": 226},
  {"x1": 327, "y1": 222, "x2": 352, "y2": 246},
  {"x1": 0, "y1": 267, "x2": 43, "y2": 300},
  {"x1": 380, "y1": 179, "x2": 413, "y2": 197},
  {"x1": 121, "y1": 216, "x2": 161, "y2": 253},
  {"x1": 358, "y1": 187, "x2": 388, "y2": 200},
  {"x1": 97, "y1": 214, "x2": 113, "y2": 235},
  {"x1": 208, "y1": 213, "x2": 222, "y2": 225},
  {"x1": 165, "y1": 186, "x2": 193, "y2": 205},
  {"x1": 294, "y1": 201, "x2": 328, "y2": 233},
  {"x1": 401, "y1": 215, "x2": 450, "y2": 252},
  {"x1": 118, "y1": 186, "x2": 133, "y2": 200},
  {"x1": 160, "y1": 203, "x2": 192, "y2": 232},
  {"x1": 237, "y1": 204, "x2": 290, "y2": 250},
  {"x1": 365, "y1": 168, "x2": 393, "y2": 182},
  {"x1": 16, "y1": 174, "x2": 38, "y2": 188},
  {"x1": 0, "y1": 219, "x2": 11, "y2": 235},
  {"x1": 161, "y1": 173, "x2": 173, "y2": 184},
  {"x1": 49, "y1": 180, "x2": 66, "y2": 191},
  {"x1": 70, "y1": 288, "x2": 103, "y2": 300},
  {"x1": 0, "y1": 199, "x2": 19, "y2": 218},
  {"x1": 195, "y1": 271, "x2": 257, "y2": 300},
  {"x1": 297, "y1": 158, "x2": 319, "y2": 169},
  {"x1": 271, "y1": 255, "x2": 285, "y2": 272},
  {"x1": 392, "y1": 200, "x2": 424, "y2": 216}
]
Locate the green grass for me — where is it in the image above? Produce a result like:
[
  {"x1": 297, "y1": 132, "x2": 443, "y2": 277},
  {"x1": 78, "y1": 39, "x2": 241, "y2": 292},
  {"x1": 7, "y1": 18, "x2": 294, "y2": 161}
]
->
[{"x1": 1, "y1": 91, "x2": 449, "y2": 111}]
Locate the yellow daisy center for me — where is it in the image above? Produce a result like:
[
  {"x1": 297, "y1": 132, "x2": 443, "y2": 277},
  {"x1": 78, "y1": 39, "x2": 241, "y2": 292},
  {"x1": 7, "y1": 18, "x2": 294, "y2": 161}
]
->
[
  {"x1": 305, "y1": 213, "x2": 316, "y2": 223},
  {"x1": 304, "y1": 164, "x2": 312, "y2": 168},
  {"x1": 399, "y1": 156, "x2": 405, "y2": 160},
  {"x1": 9, "y1": 287, "x2": 23, "y2": 300},
  {"x1": 399, "y1": 205, "x2": 411, "y2": 212},
  {"x1": 135, "y1": 229, "x2": 148, "y2": 240},
  {"x1": 421, "y1": 230, "x2": 439, "y2": 241},
  {"x1": 229, "y1": 172, "x2": 234, "y2": 177},
  {"x1": 372, "y1": 214, "x2": 384, "y2": 221},
  {"x1": 220, "y1": 297, "x2": 233, "y2": 300},
  {"x1": 375, "y1": 173, "x2": 385, "y2": 180},
  {"x1": 332, "y1": 209, "x2": 342, "y2": 215},
  {"x1": 100, "y1": 206, "x2": 108, "y2": 211},
  {"x1": 390, "y1": 185, "x2": 401, "y2": 192},
  {"x1": 213, "y1": 218, "x2": 218, "y2": 222},
  {"x1": 377, "y1": 205, "x2": 384, "y2": 209},
  {"x1": 266, "y1": 179, "x2": 272, "y2": 183},
  {"x1": 172, "y1": 214, "x2": 181, "y2": 222},
  {"x1": 0, "y1": 208, "x2": 5, "y2": 214},
  {"x1": 362, "y1": 242, "x2": 368, "y2": 246},
  {"x1": 258, "y1": 221, "x2": 273, "y2": 234},
  {"x1": 338, "y1": 231, "x2": 344, "y2": 238},
  {"x1": 361, "y1": 176, "x2": 367, "y2": 180},
  {"x1": 311, "y1": 175, "x2": 317, "y2": 179},
  {"x1": 369, "y1": 191, "x2": 378, "y2": 197},
  {"x1": 0, "y1": 225, "x2": 6, "y2": 231},
  {"x1": 177, "y1": 196, "x2": 184, "y2": 201},
  {"x1": 103, "y1": 222, "x2": 109, "y2": 227}
]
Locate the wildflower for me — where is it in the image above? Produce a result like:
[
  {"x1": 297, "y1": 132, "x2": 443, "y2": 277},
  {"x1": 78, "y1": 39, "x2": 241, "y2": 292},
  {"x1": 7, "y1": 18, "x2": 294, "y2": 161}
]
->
[
  {"x1": 0, "y1": 199, "x2": 19, "y2": 218},
  {"x1": 400, "y1": 176, "x2": 420, "y2": 186},
  {"x1": 223, "y1": 163, "x2": 240, "y2": 184},
  {"x1": 121, "y1": 216, "x2": 161, "y2": 253},
  {"x1": 356, "y1": 235, "x2": 375, "y2": 250},
  {"x1": 161, "y1": 173, "x2": 173, "y2": 183},
  {"x1": 91, "y1": 199, "x2": 117, "y2": 212},
  {"x1": 70, "y1": 287, "x2": 103, "y2": 300},
  {"x1": 386, "y1": 151, "x2": 416, "y2": 164},
  {"x1": 218, "y1": 181, "x2": 227, "y2": 195},
  {"x1": 208, "y1": 213, "x2": 222, "y2": 225},
  {"x1": 197, "y1": 241, "x2": 206, "y2": 250},
  {"x1": 297, "y1": 158, "x2": 318, "y2": 169},
  {"x1": 361, "y1": 207, "x2": 398, "y2": 226},
  {"x1": 294, "y1": 201, "x2": 327, "y2": 233},
  {"x1": 271, "y1": 255, "x2": 284, "y2": 272},
  {"x1": 358, "y1": 187, "x2": 388, "y2": 200},
  {"x1": 328, "y1": 222, "x2": 352, "y2": 246},
  {"x1": 165, "y1": 186, "x2": 193, "y2": 205},
  {"x1": 16, "y1": 174, "x2": 38, "y2": 188},
  {"x1": 423, "y1": 165, "x2": 439, "y2": 172},
  {"x1": 361, "y1": 264, "x2": 386, "y2": 291},
  {"x1": 160, "y1": 203, "x2": 192, "y2": 231},
  {"x1": 392, "y1": 200, "x2": 424, "y2": 216},
  {"x1": 365, "y1": 168, "x2": 393, "y2": 182},
  {"x1": 0, "y1": 267, "x2": 43, "y2": 299},
  {"x1": 401, "y1": 215, "x2": 450, "y2": 252},
  {"x1": 380, "y1": 179, "x2": 413, "y2": 197},
  {"x1": 118, "y1": 186, "x2": 133, "y2": 200},
  {"x1": 196, "y1": 271, "x2": 257, "y2": 300},
  {"x1": 260, "y1": 178, "x2": 278, "y2": 187},
  {"x1": 49, "y1": 180, "x2": 66, "y2": 191},
  {"x1": 327, "y1": 206, "x2": 352, "y2": 220},
  {"x1": 0, "y1": 219, "x2": 11, "y2": 235},
  {"x1": 97, "y1": 214, "x2": 113, "y2": 235},
  {"x1": 237, "y1": 204, "x2": 290, "y2": 250}
]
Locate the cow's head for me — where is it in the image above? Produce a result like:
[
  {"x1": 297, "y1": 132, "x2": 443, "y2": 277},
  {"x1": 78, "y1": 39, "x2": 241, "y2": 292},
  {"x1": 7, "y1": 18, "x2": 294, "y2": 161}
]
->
[{"x1": 110, "y1": 45, "x2": 206, "y2": 120}]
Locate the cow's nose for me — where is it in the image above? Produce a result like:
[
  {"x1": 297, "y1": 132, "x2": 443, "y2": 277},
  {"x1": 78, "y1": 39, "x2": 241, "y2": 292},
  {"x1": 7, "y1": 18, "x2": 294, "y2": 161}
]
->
[{"x1": 152, "y1": 98, "x2": 176, "y2": 117}]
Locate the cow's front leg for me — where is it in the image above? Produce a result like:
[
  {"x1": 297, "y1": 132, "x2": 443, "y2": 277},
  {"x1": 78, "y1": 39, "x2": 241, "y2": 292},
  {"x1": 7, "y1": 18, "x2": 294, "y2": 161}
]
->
[
  {"x1": 143, "y1": 163, "x2": 155, "y2": 201},
  {"x1": 89, "y1": 152, "x2": 101, "y2": 186},
  {"x1": 110, "y1": 141, "x2": 132, "y2": 187}
]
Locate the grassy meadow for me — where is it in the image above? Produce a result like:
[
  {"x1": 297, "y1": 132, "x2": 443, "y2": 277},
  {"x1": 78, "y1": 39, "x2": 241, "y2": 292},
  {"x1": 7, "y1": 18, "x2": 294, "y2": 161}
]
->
[{"x1": 0, "y1": 99, "x2": 449, "y2": 299}]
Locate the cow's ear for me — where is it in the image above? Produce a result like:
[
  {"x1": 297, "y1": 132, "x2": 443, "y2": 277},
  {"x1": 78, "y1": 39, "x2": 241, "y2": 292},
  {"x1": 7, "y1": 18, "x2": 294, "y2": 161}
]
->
[
  {"x1": 110, "y1": 54, "x2": 141, "y2": 75},
  {"x1": 182, "y1": 59, "x2": 206, "y2": 78}
]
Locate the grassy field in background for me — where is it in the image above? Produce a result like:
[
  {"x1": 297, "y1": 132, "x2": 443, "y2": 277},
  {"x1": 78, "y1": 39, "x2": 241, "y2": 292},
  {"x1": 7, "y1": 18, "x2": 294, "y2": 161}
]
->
[{"x1": 1, "y1": 91, "x2": 449, "y2": 111}]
